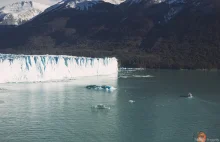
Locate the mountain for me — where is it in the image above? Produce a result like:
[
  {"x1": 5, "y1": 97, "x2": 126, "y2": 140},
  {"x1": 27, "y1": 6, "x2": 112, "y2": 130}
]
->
[
  {"x1": 0, "y1": 0, "x2": 220, "y2": 69},
  {"x1": 43, "y1": 0, "x2": 125, "y2": 12},
  {"x1": 0, "y1": 1, "x2": 49, "y2": 25}
]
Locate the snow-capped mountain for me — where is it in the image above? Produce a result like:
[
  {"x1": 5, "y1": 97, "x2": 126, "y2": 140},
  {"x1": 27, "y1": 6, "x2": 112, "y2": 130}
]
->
[
  {"x1": 0, "y1": 0, "x2": 217, "y2": 69},
  {"x1": 0, "y1": 1, "x2": 49, "y2": 25},
  {"x1": 44, "y1": 0, "x2": 101, "y2": 11},
  {"x1": 44, "y1": 0, "x2": 125, "y2": 11},
  {"x1": 124, "y1": 0, "x2": 185, "y2": 7}
]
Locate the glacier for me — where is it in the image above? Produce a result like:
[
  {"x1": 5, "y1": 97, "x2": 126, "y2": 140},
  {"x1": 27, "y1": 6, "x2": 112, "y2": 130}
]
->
[{"x1": 0, "y1": 54, "x2": 118, "y2": 83}]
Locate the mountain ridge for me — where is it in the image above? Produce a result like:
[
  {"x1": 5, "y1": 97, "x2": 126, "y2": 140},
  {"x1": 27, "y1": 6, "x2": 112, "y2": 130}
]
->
[
  {"x1": 0, "y1": 0, "x2": 220, "y2": 69},
  {"x1": 0, "y1": 1, "x2": 49, "y2": 25}
]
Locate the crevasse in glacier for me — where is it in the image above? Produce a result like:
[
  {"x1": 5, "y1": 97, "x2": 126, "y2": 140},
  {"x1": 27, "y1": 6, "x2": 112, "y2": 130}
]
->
[{"x1": 0, "y1": 54, "x2": 118, "y2": 83}]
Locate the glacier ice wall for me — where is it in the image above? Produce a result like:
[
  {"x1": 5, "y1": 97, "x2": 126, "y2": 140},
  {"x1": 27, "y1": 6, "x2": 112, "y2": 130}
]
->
[{"x1": 0, "y1": 54, "x2": 118, "y2": 83}]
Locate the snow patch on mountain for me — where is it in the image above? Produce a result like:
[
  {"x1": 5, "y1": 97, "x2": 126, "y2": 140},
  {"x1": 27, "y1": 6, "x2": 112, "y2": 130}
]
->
[
  {"x1": 65, "y1": 0, "x2": 101, "y2": 10},
  {"x1": 164, "y1": 6, "x2": 183, "y2": 22},
  {"x1": 0, "y1": 1, "x2": 49, "y2": 25},
  {"x1": 125, "y1": 0, "x2": 166, "y2": 6},
  {"x1": 163, "y1": 0, "x2": 187, "y2": 22},
  {"x1": 44, "y1": 0, "x2": 125, "y2": 12},
  {"x1": 166, "y1": 0, "x2": 185, "y2": 4}
]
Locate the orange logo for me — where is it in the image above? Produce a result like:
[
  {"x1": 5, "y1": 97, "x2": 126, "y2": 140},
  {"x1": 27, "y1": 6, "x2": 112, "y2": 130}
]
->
[{"x1": 197, "y1": 132, "x2": 207, "y2": 142}]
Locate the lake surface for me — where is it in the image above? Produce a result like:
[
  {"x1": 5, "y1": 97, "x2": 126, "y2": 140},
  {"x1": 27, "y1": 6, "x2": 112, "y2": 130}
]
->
[{"x1": 0, "y1": 70, "x2": 220, "y2": 142}]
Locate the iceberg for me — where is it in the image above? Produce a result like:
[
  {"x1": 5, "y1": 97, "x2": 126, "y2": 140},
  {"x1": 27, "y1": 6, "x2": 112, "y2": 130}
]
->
[
  {"x1": 91, "y1": 104, "x2": 111, "y2": 110},
  {"x1": 86, "y1": 85, "x2": 116, "y2": 91},
  {"x1": 0, "y1": 54, "x2": 118, "y2": 83},
  {"x1": 128, "y1": 100, "x2": 135, "y2": 103}
]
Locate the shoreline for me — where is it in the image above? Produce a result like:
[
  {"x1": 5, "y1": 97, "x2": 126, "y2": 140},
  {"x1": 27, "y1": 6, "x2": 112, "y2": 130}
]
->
[
  {"x1": 120, "y1": 67, "x2": 219, "y2": 71},
  {"x1": 0, "y1": 52, "x2": 219, "y2": 71}
]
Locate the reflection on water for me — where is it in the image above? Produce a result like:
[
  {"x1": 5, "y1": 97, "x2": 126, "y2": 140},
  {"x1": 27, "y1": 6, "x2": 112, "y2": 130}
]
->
[
  {"x1": 0, "y1": 75, "x2": 118, "y2": 142},
  {"x1": 0, "y1": 70, "x2": 220, "y2": 142}
]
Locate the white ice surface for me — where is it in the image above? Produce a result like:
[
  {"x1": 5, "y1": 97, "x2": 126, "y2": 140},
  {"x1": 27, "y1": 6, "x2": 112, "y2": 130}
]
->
[{"x1": 0, "y1": 54, "x2": 118, "y2": 83}]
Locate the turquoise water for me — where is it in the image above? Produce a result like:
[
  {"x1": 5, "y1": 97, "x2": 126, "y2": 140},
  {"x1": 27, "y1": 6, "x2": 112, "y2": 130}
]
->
[{"x1": 0, "y1": 70, "x2": 220, "y2": 142}]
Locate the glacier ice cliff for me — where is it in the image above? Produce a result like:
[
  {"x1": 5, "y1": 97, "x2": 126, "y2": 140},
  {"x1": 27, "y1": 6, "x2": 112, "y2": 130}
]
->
[{"x1": 0, "y1": 54, "x2": 118, "y2": 83}]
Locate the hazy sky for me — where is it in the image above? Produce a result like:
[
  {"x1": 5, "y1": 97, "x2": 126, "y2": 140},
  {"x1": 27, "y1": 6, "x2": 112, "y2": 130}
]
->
[{"x1": 0, "y1": 0, "x2": 60, "y2": 7}]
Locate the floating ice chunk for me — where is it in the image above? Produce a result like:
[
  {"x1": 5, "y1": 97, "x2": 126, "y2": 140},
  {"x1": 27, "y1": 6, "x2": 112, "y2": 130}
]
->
[
  {"x1": 92, "y1": 104, "x2": 110, "y2": 110},
  {"x1": 86, "y1": 85, "x2": 116, "y2": 91},
  {"x1": 119, "y1": 75, "x2": 154, "y2": 78},
  {"x1": 132, "y1": 75, "x2": 154, "y2": 78},
  {"x1": 128, "y1": 100, "x2": 135, "y2": 103},
  {"x1": 180, "y1": 93, "x2": 193, "y2": 98},
  {"x1": 188, "y1": 93, "x2": 193, "y2": 99},
  {"x1": 120, "y1": 68, "x2": 145, "y2": 71}
]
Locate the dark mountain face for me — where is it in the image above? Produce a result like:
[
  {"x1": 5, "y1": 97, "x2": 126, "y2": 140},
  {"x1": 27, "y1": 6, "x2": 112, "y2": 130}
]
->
[
  {"x1": 0, "y1": 25, "x2": 15, "y2": 32},
  {"x1": 0, "y1": 0, "x2": 220, "y2": 69}
]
